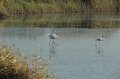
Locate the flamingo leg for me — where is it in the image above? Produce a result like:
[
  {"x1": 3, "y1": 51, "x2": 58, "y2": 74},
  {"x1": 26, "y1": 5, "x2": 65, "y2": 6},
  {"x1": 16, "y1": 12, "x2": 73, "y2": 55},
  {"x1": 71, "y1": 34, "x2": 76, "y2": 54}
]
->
[
  {"x1": 52, "y1": 39, "x2": 54, "y2": 44},
  {"x1": 49, "y1": 39, "x2": 51, "y2": 46}
]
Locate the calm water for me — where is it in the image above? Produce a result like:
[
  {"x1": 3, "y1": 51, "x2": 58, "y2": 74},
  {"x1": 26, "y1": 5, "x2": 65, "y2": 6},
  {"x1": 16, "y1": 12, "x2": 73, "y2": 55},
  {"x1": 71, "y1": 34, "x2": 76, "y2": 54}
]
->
[{"x1": 0, "y1": 14, "x2": 120, "y2": 79}]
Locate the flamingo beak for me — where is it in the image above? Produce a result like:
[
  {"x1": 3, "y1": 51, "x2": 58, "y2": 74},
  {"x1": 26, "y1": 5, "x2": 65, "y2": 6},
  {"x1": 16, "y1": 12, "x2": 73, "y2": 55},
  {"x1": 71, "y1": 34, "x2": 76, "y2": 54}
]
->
[
  {"x1": 58, "y1": 32, "x2": 60, "y2": 35},
  {"x1": 57, "y1": 32, "x2": 60, "y2": 38}
]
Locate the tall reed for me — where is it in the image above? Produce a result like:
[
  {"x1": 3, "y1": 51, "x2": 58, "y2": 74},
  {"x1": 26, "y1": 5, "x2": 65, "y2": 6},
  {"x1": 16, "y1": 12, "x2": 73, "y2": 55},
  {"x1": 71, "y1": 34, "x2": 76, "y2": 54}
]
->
[{"x1": 0, "y1": 0, "x2": 119, "y2": 16}]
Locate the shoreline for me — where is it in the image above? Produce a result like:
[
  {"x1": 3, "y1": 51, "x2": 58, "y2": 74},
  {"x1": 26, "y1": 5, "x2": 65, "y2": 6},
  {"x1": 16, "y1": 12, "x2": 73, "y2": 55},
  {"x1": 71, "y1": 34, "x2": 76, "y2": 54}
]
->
[{"x1": 1, "y1": 11, "x2": 119, "y2": 18}]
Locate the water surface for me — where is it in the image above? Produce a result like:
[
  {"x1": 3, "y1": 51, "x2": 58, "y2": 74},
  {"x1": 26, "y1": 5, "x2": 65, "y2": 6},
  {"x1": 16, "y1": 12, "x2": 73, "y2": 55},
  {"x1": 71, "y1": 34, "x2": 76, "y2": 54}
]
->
[
  {"x1": 0, "y1": 28, "x2": 120, "y2": 79},
  {"x1": 0, "y1": 13, "x2": 120, "y2": 79}
]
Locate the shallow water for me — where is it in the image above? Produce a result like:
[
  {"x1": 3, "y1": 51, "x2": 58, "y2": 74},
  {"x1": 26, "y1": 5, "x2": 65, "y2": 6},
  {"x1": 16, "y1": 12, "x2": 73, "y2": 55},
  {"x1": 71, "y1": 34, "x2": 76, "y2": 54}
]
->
[
  {"x1": 0, "y1": 13, "x2": 120, "y2": 79},
  {"x1": 0, "y1": 28, "x2": 120, "y2": 79}
]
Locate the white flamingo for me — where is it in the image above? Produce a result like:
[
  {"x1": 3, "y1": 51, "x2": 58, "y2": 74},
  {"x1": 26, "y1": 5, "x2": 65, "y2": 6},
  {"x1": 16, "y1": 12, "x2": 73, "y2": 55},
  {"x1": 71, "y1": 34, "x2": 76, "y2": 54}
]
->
[
  {"x1": 95, "y1": 35, "x2": 104, "y2": 47},
  {"x1": 96, "y1": 35, "x2": 104, "y2": 42},
  {"x1": 48, "y1": 31, "x2": 60, "y2": 43}
]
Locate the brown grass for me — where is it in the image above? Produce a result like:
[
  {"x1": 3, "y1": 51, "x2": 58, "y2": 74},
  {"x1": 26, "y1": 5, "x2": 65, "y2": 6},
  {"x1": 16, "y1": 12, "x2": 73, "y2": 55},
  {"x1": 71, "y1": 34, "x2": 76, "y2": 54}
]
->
[{"x1": 0, "y1": 44, "x2": 55, "y2": 79}]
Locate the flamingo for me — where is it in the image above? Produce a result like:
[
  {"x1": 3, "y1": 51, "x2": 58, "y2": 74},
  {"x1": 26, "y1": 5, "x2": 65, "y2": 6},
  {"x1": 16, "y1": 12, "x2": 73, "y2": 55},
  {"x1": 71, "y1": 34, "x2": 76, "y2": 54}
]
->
[
  {"x1": 48, "y1": 31, "x2": 60, "y2": 43},
  {"x1": 95, "y1": 35, "x2": 104, "y2": 47}
]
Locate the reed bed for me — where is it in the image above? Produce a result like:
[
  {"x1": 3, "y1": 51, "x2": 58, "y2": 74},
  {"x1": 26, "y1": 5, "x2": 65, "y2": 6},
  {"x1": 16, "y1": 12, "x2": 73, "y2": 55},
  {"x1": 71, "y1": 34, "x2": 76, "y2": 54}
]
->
[
  {"x1": 0, "y1": 14, "x2": 119, "y2": 28},
  {"x1": 0, "y1": 44, "x2": 55, "y2": 79},
  {"x1": 0, "y1": 0, "x2": 119, "y2": 16}
]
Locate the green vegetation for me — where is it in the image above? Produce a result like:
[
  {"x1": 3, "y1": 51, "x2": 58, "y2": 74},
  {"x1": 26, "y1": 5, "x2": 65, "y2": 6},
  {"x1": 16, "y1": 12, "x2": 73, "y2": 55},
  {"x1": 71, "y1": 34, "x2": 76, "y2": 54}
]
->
[
  {"x1": 0, "y1": 14, "x2": 119, "y2": 28},
  {"x1": 0, "y1": 44, "x2": 54, "y2": 79},
  {"x1": 0, "y1": 0, "x2": 119, "y2": 16}
]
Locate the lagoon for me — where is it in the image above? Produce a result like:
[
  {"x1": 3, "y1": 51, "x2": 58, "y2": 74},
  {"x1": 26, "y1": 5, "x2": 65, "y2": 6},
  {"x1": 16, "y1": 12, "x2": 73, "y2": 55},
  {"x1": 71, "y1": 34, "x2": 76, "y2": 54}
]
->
[{"x1": 0, "y1": 13, "x2": 120, "y2": 79}]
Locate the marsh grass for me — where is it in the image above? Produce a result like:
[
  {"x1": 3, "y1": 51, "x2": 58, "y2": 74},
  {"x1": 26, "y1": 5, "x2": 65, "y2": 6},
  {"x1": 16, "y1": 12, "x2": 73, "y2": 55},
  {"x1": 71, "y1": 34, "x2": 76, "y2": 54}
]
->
[
  {"x1": 0, "y1": 2, "x2": 8, "y2": 16},
  {"x1": 0, "y1": 0, "x2": 119, "y2": 16},
  {"x1": 0, "y1": 14, "x2": 119, "y2": 28},
  {"x1": 0, "y1": 44, "x2": 55, "y2": 79}
]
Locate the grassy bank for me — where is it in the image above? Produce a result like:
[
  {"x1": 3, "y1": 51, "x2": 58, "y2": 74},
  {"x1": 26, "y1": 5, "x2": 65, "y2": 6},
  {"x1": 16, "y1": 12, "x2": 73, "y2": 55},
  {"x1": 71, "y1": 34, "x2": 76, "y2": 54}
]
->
[
  {"x1": 0, "y1": 14, "x2": 119, "y2": 28},
  {"x1": 0, "y1": 0, "x2": 119, "y2": 16},
  {"x1": 0, "y1": 44, "x2": 54, "y2": 79}
]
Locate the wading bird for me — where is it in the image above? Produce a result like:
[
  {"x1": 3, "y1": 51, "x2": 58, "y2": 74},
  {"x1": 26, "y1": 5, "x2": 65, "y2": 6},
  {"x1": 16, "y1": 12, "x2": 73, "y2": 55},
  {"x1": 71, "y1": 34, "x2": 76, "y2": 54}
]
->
[
  {"x1": 95, "y1": 35, "x2": 104, "y2": 47},
  {"x1": 96, "y1": 35, "x2": 104, "y2": 42},
  {"x1": 48, "y1": 31, "x2": 60, "y2": 43}
]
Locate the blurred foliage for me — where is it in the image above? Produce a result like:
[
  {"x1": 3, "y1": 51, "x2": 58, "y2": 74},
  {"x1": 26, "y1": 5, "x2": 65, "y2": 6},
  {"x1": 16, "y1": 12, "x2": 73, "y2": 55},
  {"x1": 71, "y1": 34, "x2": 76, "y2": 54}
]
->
[
  {"x1": 0, "y1": 44, "x2": 55, "y2": 79},
  {"x1": 0, "y1": 14, "x2": 119, "y2": 28},
  {"x1": 0, "y1": 0, "x2": 119, "y2": 16}
]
